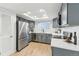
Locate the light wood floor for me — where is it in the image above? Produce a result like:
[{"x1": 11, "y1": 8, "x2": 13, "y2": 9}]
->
[{"x1": 12, "y1": 42, "x2": 52, "y2": 56}]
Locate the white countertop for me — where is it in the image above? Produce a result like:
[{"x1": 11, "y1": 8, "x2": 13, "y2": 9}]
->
[
  {"x1": 29, "y1": 32, "x2": 52, "y2": 34},
  {"x1": 51, "y1": 38, "x2": 79, "y2": 51}
]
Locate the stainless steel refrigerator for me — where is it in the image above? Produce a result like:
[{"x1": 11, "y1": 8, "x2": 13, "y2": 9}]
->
[{"x1": 16, "y1": 20, "x2": 30, "y2": 51}]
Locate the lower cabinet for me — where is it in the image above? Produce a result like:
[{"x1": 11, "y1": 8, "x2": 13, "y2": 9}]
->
[
  {"x1": 35, "y1": 33, "x2": 52, "y2": 44},
  {"x1": 52, "y1": 47, "x2": 79, "y2": 56},
  {"x1": 36, "y1": 34, "x2": 41, "y2": 42},
  {"x1": 45, "y1": 34, "x2": 52, "y2": 43},
  {"x1": 31, "y1": 33, "x2": 36, "y2": 41},
  {"x1": 28, "y1": 33, "x2": 32, "y2": 42}
]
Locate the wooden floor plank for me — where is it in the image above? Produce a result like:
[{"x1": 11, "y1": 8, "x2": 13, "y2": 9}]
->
[{"x1": 12, "y1": 42, "x2": 52, "y2": 56}]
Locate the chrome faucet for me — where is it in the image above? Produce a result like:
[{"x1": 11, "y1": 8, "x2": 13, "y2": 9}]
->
[{"x1": 43, "y1": 29, "x2": 44, "y2": 32}]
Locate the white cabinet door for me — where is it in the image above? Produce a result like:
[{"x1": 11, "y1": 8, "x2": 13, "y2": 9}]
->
[{"x1": 0, "y1": 14, "x2": 14, "y2": 56}]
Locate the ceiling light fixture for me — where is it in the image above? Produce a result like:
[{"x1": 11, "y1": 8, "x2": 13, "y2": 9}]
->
[
  {"x1": 42, "y1": 14, "x2": 49, "y2": 19},
  {"x1": 23, "y1": 13, "x2": 29, "y2": 16},
  {"x1": 43, "y1": 14, "x2": 47, "y2": 17},
  {"x1": 40, "y1": 9, "x2": 45, "y2": 12}
]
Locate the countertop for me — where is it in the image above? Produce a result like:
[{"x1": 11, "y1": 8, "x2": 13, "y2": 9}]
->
[
  {"x1": 29, "y1": 32, "x2": 52, "y2": 34},
  {"x1": 51, "y1": 38, "x2": 79, "y2": 51}
]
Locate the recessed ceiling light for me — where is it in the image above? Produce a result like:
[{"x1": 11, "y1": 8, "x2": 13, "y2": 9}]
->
[
  {"x1": 42, "y1": 15, "x2": 49, "y2": 18},
  {"x1": 40, "y1": 9, "x2": 45, "y2": 12},
  {"x1": 42, "y1": 14, "x2": 49, "y2": 19},
  {"x1": 43, "y1": 14, "x2": 47, "y2": 17},
  {"x1": 23, "y1": 13, "x2": 29, "y2": 16}
]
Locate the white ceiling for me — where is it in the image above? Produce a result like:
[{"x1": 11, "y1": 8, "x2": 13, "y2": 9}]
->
[{"x1": 0, "y1": 3, "x2": 62, "y2": 21}]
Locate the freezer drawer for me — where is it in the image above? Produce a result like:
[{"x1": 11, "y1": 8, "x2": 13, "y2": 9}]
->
[{"x1": 18, "y1": 38, "x2": 28, "y2": 51}]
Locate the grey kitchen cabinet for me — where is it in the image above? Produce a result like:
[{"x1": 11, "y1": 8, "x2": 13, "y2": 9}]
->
[
  {"x1": 28, "y1": 33, "x2": 32, "y2": 42},
  {"x1": 45, "y1": 34, "x2": 52, "y2": 43},
  {"x1": 36, "y1": 33, "x2": 42, "y2": 42},
  {"x1": 36, "y1": 34, "x2": 39, "y2": 41},
  {"x1": 29, "y1": 22, "x2": 35, "y2": 32},
  {"x1": 42, "y1": 34, "x2": 46, "y2": 42},
  {"x1": 31, "y1": 33, "x2": 36, "y2": 41},
  {"x1": 35, "y1": 33, "x2": 52, "y2": 44},
  {"x1": 52, "y1": 47, "x2": 79, "y2": 56},
  {"x1": 43, "y1": 34, "x2": 52, "y2": 44}
]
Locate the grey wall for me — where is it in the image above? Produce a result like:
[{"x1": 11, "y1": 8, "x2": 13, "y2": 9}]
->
[{"x1": 68, "y1": 3, "x2": 79, "y2": 26}]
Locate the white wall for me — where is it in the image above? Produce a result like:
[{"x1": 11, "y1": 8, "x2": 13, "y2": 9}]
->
[
  {"x1": 0, "y1": 8, "x2": 16, "y2": 55},
  {"x1": 0, "y1": 14, "x2": 1, "y2": 55}
]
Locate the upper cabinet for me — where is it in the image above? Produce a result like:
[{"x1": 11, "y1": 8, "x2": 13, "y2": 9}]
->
[
  {"x1": 60, "y1": 3, "x2": 79, "y2": 27},
  {"x1": 29, "y1": 22, "x2": 35, "y2": 32},
  {"x1": 67, "y1": 3, "x2": 79, "y2": 26}
]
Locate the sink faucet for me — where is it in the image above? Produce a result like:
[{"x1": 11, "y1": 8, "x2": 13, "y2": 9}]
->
[{"x1": 42, "y1": 29, "x2": 44, "y2": 32}]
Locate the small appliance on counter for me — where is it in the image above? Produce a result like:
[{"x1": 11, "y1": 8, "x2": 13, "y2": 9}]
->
[{"x1": 63, "y1": 31, "x2": 77, "y2": 45}]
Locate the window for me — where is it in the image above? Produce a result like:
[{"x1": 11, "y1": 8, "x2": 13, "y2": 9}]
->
[{"x1": 37, "y1": 22, "x2": 50, "y2": 32}]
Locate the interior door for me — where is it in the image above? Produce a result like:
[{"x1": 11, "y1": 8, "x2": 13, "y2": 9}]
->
[{"x1": 0, "y1": 14, "x2": 13, "y2": 56}]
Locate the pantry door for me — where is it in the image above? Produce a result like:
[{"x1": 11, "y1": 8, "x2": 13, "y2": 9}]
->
[{"x1": 0, "y1": 14, "x2": 14, "y2": 56}]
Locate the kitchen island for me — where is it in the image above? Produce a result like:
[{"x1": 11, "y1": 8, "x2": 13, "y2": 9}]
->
[{"x1": 51, "y1": 38, "x2": 79, "y2": 56}]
